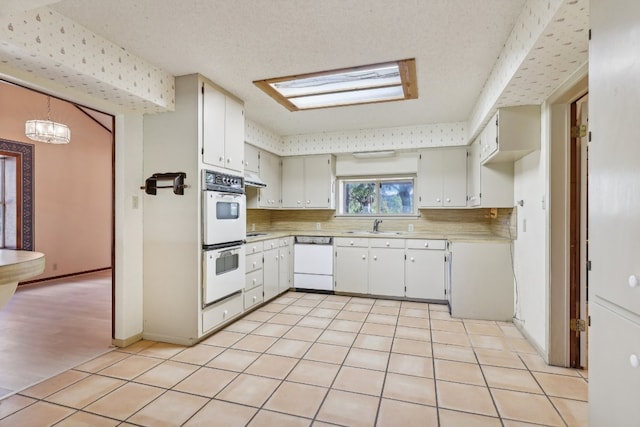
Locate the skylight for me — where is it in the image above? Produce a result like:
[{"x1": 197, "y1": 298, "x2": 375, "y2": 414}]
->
[{"x1": 254, "y1": 59, "x2": 417, "y2": 111}]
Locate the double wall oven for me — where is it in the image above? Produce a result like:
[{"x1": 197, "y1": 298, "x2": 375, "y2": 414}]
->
[{"x1": 202, "y1": 170, "x2": 246, "y2": 307}]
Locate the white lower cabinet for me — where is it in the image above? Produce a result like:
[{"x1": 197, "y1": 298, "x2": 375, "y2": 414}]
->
[
  {"x1": 263, "y1": 239, "x2": 280, "y2": 301},
  {"x1": 369, "y1": 240, "x2": 405, "y2": 297},
  {"x1": 334, "y1": 238, "x2": 369, "y2": 294},
  {"x1": 405, "y1": 239, "x2": 447, "y2": 300},
  {"x1": 202, "y1": 294, "x2": 243, "y2": 332},
  {"x1": 278, "y1": 238, "x2": 292, "y2": 293},
  {"x1": 335, "y1": 237, "x2": 447, "y2": 300},
  {"x1": 244, "y1": 286, "x2": 263, "y2": 310},
  {"x1": 449, "y1": 241, "x2": 513, "y2": 321}
]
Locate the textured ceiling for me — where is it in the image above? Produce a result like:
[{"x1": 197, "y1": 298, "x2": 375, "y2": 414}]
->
[
  {"x1": 1, "y1": 1, "x2": 589, "y2": 139},
  {"x1": 47, "y1": 0, "x2": 528, "y2": 136}
]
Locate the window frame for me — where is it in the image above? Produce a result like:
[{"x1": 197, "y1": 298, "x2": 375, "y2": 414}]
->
[{"x1": 337, "y1": 175, "x2": 417, "y2": 217}]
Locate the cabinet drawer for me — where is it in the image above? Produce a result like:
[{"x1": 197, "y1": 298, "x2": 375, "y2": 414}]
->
[
  {"x1": 244, "y1": 286, "x2": 264, "y2": 310},
  {"x1": 246, "y1": 252, "x2": 263, "y2": 273},
  {"x1": 246, "y1": 269, "x2": 263, "y2": 290},
  {"x1": 202, "y1": 293, "x2": 243, "y2": 332},
  {"x1": 335, "y1": 237, "x2": 368, "y2": 247},
  {"x1": 406, "y1": 239, "x2": 446, "y2": 250},
  {"x1": 280, "y1": 237, "x2": 292, "y2": 247},
  {"x1": 264, "y1": 239, "x2": 279, "y2": 251},
  {"x1": 370, "y1": 238, "x2": 405, "y2": 249},
  {"x1": 246, "y1": 241, "x2": 263, "y2": 254}
]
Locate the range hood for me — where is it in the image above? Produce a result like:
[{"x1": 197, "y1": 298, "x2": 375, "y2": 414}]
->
[{"x1": 244, "y1": 171, "x2": 267, "y2": 188}]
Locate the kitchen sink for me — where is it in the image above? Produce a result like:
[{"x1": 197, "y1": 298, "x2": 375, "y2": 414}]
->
[
  {"x1": 344, "y1": 231, "x2": 401, "y2": 235},
  {"x1": 246, "y1": 232, "x2": 267, "y2": 237}
]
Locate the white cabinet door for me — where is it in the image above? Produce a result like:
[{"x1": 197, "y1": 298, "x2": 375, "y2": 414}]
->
[
  {"x1": 442, "y1": 148, "x2": 467, "y2": 207},
  {"x1": 263, "y1": 246, "x2": 279, "y2": 301},
  {"x1": 281, "y1": 155, "x2": 335, "y2": 209},
  {"x1": 369, "y1": 247, "x2": 405, "y2": 297},
  {"x1": 481, "y1": 114, "x2": 498, "y2": 162},
  {"x1": 417, "y1": 150, "x2": 443, "y2": 207},
  {"x1": 244, "y1": 143, "x2": 260, "y2": 173},
  {"x1": 467, "y1": 138, "x2": 481, "y2": 207},
  {"x1": 259, "y1": 150, "x2": 282, "y2": 208},
  {"x1": 305, "y1": 155, "x2": 333, "y2": 208},
  {"x1": 335, "y1": 246, "x2": 369, "y2": 294},
  {"x1": 202, "y1": 82, "x2": 244, "y2": 172},
  {"x1": 449, "y1": 241, "x2": 513, "y2": 321},
  {"x1": 418, "y1": 148, "x2": 467, "y2": 208},
  {"x1": 281, "y1": 157, "x2": 305, "y2": 208},
  {"x1": 405, "y1": 249, "x2": 445, "y2": 300},
  {"x1": 224, "y1": 96, "x2": 244, "y2": 172},
  {"x1": 278, "y1": 238, "x2": 292, "y2": 293},
  {"x1": 202, "y1": 83, "x2": 226, "y2": 168}
]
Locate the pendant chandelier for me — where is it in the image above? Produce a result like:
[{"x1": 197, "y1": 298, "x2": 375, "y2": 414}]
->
[{"x1": 25, "y1": 96, "x2": 71, "y2": 144}]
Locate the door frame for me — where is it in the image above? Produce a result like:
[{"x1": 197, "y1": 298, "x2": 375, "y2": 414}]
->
[
  {"x1": 569, "y1": 94, "x2": 589, "y2": 368},
  {"x1": 547, "y1": 66, "x2": 588, "y2": 367}
]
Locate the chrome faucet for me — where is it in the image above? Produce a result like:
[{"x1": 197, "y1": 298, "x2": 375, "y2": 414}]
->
[{"x1": 373, "y1": 218, "x2": 383, "y2": 232}]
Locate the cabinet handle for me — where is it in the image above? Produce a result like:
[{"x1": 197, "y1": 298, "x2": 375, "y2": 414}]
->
[
  {"x1": 373, "y1": 256, "x2": 377, "y2": 261},
  {"x1": 227, "y1": 158, "x2": 231, "y2": 163},
  {"x1": 350, "y1": 240, "x2": 354, "y2": 245},
  {"x1": 362, "y1": 255, "x2": 366, "y2": 260},
  {"x1": 630, "y1": 354, "x2": 639, "y2": 368},
  {"x1": 297, "y1": 200, "x2": 301, "y2": 204},
  {"x1": 306, "y1": 200, "x2": 311, "y2": 204},
  {"x1": 223, "y1": 310, "x2": 228, "y2": 318},
  {"x1": 446, "y1": 198, "x2": 451, "y2": 203},
  {"x1": 252, "y1": 278, "x2": 256, "y2": 285},
  {"x1": 385, "y1": 242, "x2": 390, "y2": 247},
  {"x1": 219, "y1": 156, "x2": 224, "y2": 162},
  {"x1": 629, "y1": 275, "x2": 639, "y2": 288},
  {"x1": 410, "y1": 257, "x2": 415, "y2": 262},
  {"x1": 252, "y1": 262, "x2": 257, "y2": 268},
  {"x1": 436, "y1": 198, "x2": 441, "y2": 203},
  {"x1": 424, "y1": 242, "x2": 429, "y2": 248},
  {"x1": 253, "y1": 296, "x2": 257, "y2": 302}
]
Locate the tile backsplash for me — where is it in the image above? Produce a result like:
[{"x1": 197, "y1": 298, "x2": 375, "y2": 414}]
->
[{"x1": 247, "y1": 208, "x2": 515, "y2": 239}]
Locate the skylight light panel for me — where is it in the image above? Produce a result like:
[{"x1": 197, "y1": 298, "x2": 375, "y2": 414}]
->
[{"x1": 254, "y1": 59, "x2": 417, "y2": 111}]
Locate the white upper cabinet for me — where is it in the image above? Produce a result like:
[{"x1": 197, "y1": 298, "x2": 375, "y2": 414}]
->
[
  {"x1": 417, "y1": 147, "x2": 467, "y2": 208},
  {"x1": 244, "y1": 143, "x2": 260, "y2": 173},
  {"x1": 282, "y1": 154, "x2": 336, "y2": 209},
  {"x1": 467, "y1": 136, "x2": 514, "y2": 208},
  {"x1": 202, "y1": 82, "x2": 244, "y2": 172},
  {"x1": 480, "y1": 105, "x2": 541, "y2": 164},
  {"x1": 258, "y1": 150, "x2": 282, "y2": 208}
]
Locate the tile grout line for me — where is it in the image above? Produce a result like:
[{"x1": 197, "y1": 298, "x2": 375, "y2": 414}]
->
[
  {"x1": 466, "y1": 319, "x2": 508, "y2": 427},
  {"x1": 427, "y1": 303, "x2": 442, "y2": 427}
]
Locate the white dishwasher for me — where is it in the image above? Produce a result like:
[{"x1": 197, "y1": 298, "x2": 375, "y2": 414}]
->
[{"x1": 294, "y1": 236, "x2": 334, "y2": 291}]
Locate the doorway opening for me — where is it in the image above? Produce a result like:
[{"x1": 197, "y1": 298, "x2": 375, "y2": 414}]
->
[
  {"x1": 0, "y1": 80, "x2": 115, "y2": 397},
  {"x1": 569, "y1": 94, "x2": 589, "y2": 369}
]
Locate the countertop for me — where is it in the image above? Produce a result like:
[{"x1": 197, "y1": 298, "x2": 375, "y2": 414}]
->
[{"x1": 245, "y1": 230, "x2": 511, "y2": 243}]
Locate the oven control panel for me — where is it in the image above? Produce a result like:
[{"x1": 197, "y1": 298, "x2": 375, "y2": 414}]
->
[{"x1": 203, "y1": 170, "x2": 244, "y2": 193}]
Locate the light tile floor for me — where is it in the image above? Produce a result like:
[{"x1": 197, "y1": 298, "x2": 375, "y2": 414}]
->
[{"x1": 0, "y1": 291, "x2": 589, "y2": 426}]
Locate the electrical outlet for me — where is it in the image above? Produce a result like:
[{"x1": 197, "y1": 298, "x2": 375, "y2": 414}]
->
[
  {"x1": 316, "y1": 222, "x2": 321, "y2": 230},
  {"x1": 131, "y1": 195, "x2": 139, "y2": 209},
  {"x1": 251, "y1": 223, "x2": 256, "y2": 231},
  {"x1": 408, "y1": 224, "x2": 414, "y2": 232},
  {"x1": 522, "y1": 218, "x2": 527, "y2": 232}
]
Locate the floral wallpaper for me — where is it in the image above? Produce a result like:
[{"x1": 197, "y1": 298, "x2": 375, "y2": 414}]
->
[{"x1": 0, "y1": 7, "x2": 174, "y2": 113}]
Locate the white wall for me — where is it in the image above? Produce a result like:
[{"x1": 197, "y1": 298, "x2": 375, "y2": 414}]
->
[
  {"x1": 512, "y1": 65, "x2": 588, "y2": 361},
  {"x1": 113, "y1": 113, "x2": 144, "y2": 344},
  {"x1": 513, "y1": 149, "x2": 548, "y2": 352}
]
